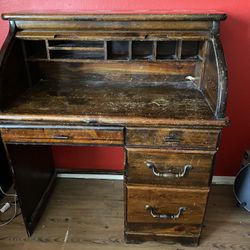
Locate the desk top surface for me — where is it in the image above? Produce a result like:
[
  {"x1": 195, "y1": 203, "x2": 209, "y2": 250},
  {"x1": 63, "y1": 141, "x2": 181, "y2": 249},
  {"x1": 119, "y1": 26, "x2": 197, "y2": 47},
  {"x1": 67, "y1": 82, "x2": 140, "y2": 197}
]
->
[{"x1": 0, "y1": 80, "x2": 226, "y2": 127}]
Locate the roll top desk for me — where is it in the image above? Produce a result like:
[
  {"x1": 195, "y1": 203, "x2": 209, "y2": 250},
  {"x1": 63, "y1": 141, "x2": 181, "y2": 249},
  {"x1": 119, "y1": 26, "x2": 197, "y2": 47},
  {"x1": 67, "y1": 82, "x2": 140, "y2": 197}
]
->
[{"x1": 0, "y1": 13, "x2": 228, "y2": 246}]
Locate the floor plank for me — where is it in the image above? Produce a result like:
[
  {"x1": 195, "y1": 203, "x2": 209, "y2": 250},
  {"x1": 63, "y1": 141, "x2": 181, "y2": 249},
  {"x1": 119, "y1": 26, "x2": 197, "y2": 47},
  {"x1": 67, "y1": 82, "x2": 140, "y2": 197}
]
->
[{"x1": 0, "y1": 179, "x2": 249, "y2": 250}]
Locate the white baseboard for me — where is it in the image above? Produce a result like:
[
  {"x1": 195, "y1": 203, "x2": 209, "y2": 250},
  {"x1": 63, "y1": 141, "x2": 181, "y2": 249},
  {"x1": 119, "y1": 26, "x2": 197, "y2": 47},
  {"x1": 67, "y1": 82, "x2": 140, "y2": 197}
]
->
[
  {"x1": 212, "y1": 176, "x2": 235, "y2": 185},
  {"x1": 57, "y1": 173, "x2": 124, "y2": 180},
  {"x1": 57, "y1": 173, "x2": 235, "y2": 185}
]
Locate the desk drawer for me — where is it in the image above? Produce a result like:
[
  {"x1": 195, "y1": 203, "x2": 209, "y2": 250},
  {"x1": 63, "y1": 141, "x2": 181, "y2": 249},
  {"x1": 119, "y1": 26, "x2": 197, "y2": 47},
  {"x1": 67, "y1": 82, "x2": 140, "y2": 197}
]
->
[
  {"x1": 1, "y1": 127, "x2": 124, "y2": 145},
  {"x1": 127, "y1": 185, "x2": 209, "y2": 224},
  {"x1": 126, "y1": 185, "x2": 208, "y2": 225},
  {"x1": 126, "y1": 148, "x2": 215, "y2": 186},
  {"x1": 126, "y1": 185, "x2": 208, "y2": 241},
  {"x1": 126, "y1": 127, "x2": 219, "y2": 149}
]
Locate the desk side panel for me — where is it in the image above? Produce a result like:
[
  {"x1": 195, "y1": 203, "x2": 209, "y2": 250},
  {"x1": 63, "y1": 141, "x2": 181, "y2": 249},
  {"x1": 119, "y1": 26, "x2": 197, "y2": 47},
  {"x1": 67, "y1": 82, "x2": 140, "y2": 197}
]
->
[
  {"x1": 6, "y1": 144, "x2": 56, "y2": 236},
  {"x1": 0, "y1": 21, "x2": 31, "y2": 110},
  {"x1": 201, "y1": 38, "x2": 228, "y2": 118}
]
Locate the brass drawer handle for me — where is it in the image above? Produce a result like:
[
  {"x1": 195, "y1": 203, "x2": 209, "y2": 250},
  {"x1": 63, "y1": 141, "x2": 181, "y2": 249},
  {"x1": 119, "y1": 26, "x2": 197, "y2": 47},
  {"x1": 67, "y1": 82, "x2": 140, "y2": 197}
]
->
[
  {"x1": 53, "y1": 135, "x2": 70, "y2": 140},
  {"x1": 145, "y1": 205, "x2": 186, "y2": 219},
  {"x1": 146, "y1": 161, "x2": 192, "y2": 178}
]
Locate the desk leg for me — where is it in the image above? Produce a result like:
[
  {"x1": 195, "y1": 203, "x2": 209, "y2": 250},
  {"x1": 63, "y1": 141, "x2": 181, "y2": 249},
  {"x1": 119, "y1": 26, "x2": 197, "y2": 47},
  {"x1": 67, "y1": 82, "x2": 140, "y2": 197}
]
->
[{"x1": 5, "y1": 144, "x2": 56, "y2": 236}]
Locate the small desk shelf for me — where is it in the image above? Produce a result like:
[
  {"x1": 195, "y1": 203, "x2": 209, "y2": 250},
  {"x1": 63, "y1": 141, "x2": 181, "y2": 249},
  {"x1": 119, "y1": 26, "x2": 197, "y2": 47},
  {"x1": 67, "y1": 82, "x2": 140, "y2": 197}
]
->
[{"x1": 23, "y1": 39, "x2": 205, "y2": 62}]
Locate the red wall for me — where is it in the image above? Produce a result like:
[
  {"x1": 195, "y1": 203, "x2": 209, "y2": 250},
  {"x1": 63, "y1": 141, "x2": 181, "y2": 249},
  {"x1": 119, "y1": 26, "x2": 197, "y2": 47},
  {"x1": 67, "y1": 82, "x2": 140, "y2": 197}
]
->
[{"x1": 0, "y1": 0, "x2": 250, "y2": 176}]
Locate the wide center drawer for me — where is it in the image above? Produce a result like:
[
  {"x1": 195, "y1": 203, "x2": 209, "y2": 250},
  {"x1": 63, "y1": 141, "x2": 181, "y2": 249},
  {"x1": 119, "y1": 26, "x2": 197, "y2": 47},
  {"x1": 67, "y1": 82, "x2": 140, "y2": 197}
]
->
[
  {"x1": 1, "y1": 127, "x2": 124, "y2": 145},
  {"x1": 126, "y1": 127, "x2": 220, "y2": 149},
  {"x1": 126, "y1": 148, "x2": 215, "y2": 186},
  {"x1": 127, "y1": 185, "x2": 209, "y2": 225}
]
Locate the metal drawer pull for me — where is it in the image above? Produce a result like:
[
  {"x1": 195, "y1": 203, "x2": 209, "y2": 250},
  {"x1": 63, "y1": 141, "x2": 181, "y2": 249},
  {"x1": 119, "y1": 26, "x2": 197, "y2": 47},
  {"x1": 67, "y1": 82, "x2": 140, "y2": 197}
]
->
[
  {"x1": 145, "y1": 205, "x2": 186, "y2": 219},
  {"x1": 146, "y1": 161, "x2": 192, "y2": 178},
  {"x1": 53, "y1": 135, "x2": 70, "y2": 140},
  {"x1": 163, "y1": 132, "x2": 180, "y2": 143}
]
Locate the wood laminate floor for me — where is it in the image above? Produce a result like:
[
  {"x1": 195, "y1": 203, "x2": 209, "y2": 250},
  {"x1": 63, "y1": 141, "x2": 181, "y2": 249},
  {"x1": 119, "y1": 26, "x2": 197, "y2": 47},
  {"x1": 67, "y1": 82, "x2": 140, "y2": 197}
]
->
[{"x1": 0, "y1": 179, "x2": 249, "y2": 250}]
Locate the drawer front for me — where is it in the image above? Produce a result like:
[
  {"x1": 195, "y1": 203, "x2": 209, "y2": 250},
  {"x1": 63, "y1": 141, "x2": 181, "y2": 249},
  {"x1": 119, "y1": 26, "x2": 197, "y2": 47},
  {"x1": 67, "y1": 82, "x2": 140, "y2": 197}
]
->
[
  {"x1": 127, "y1": 185, "x2": 208, "y2": 225},
  {"x1": 126, "y1": 148, "x2": 215, "y2": 186},
  {"x1": 1, "y1": 127, "x2": 124, "y2": 145},
  {"x1": 126, "y1": 127, "x2": 220, "y2": 149}
]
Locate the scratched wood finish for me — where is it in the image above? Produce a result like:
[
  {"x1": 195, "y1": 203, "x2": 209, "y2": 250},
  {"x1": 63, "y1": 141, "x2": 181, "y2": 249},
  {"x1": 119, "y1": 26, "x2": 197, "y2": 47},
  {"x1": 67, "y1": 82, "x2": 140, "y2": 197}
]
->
[
  {"x1": 126, "y1": 127, "x2": 220, "y2": 149},
  {"x1": 1, "y1": 80, "x2": 215, "y2": 121},
  {"x1": 38, "y1": 61, "x2": 196, "y2": 82},
  {"x1": 126, "y1": 148, "x2": 215, "y2": 186},
  {"x1": 1, "y1": 127, "x2": 124, "y2": 145}
]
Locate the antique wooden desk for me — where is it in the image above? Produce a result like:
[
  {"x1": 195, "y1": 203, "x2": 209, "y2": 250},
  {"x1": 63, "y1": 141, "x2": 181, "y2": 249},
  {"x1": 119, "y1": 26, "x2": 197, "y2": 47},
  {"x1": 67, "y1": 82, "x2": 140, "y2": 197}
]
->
[{"x1": 0, "y1": 13, "x2": 228, "y2": 246}]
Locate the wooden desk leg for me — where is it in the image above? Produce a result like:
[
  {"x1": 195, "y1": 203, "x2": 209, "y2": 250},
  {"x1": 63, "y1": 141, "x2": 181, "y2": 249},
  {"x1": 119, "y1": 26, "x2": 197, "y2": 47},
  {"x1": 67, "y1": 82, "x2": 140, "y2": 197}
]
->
[
  {"x1": 0, "y1": 139, "x2": 12, "y2": 198},
  {"x1": 5, "y1": 144, "x2": 56, "y2": 236}
]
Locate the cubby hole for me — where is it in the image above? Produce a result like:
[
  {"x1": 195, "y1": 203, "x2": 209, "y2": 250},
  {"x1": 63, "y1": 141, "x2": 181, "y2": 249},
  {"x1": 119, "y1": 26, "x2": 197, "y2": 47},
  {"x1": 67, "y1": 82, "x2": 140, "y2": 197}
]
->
[
  {"x1": 107, "y1": 41, "x2": 129, "y2": 60},
  {"x1": 156, "y1": 41, "x2": 177, "y2": 60},
  {"x1": 24, "y1": 40, "x2": 47, "y2": 59},
  {"x1": 181, "y1": 41, "x2": 203, "y2": 60},
  {"x1": 49, "y1": 40, "x2": 104, "y2": 60},
  {"x1": 48, "y1": 40, "x2": 104, "y2": 48},
  {"x1": 132, "y1": 41, "x2": 153, "y2": 60},
  {"x1": 50, "y1": 50, "x2": 104, "y2": 60}
]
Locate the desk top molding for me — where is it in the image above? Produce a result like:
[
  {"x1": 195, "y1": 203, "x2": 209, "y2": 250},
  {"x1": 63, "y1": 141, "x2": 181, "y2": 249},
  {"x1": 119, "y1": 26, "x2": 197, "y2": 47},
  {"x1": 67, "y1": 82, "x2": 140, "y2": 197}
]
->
[{"x1": 2, "y1": 13, "x2": 227, "y2": 22}]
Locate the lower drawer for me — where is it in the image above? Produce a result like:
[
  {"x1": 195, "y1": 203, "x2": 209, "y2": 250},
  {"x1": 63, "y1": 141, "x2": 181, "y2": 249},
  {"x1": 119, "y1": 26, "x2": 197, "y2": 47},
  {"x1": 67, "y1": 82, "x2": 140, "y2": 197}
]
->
[
  {"x1": 1, "y1": 127, "x2": 124, "y2": 145},
  {"x1": 126, "y1": 185, "x2": 209, "y2": 225},
  {"x1": 126, "y1": 148, "x2": 215, "y2": 186}
]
